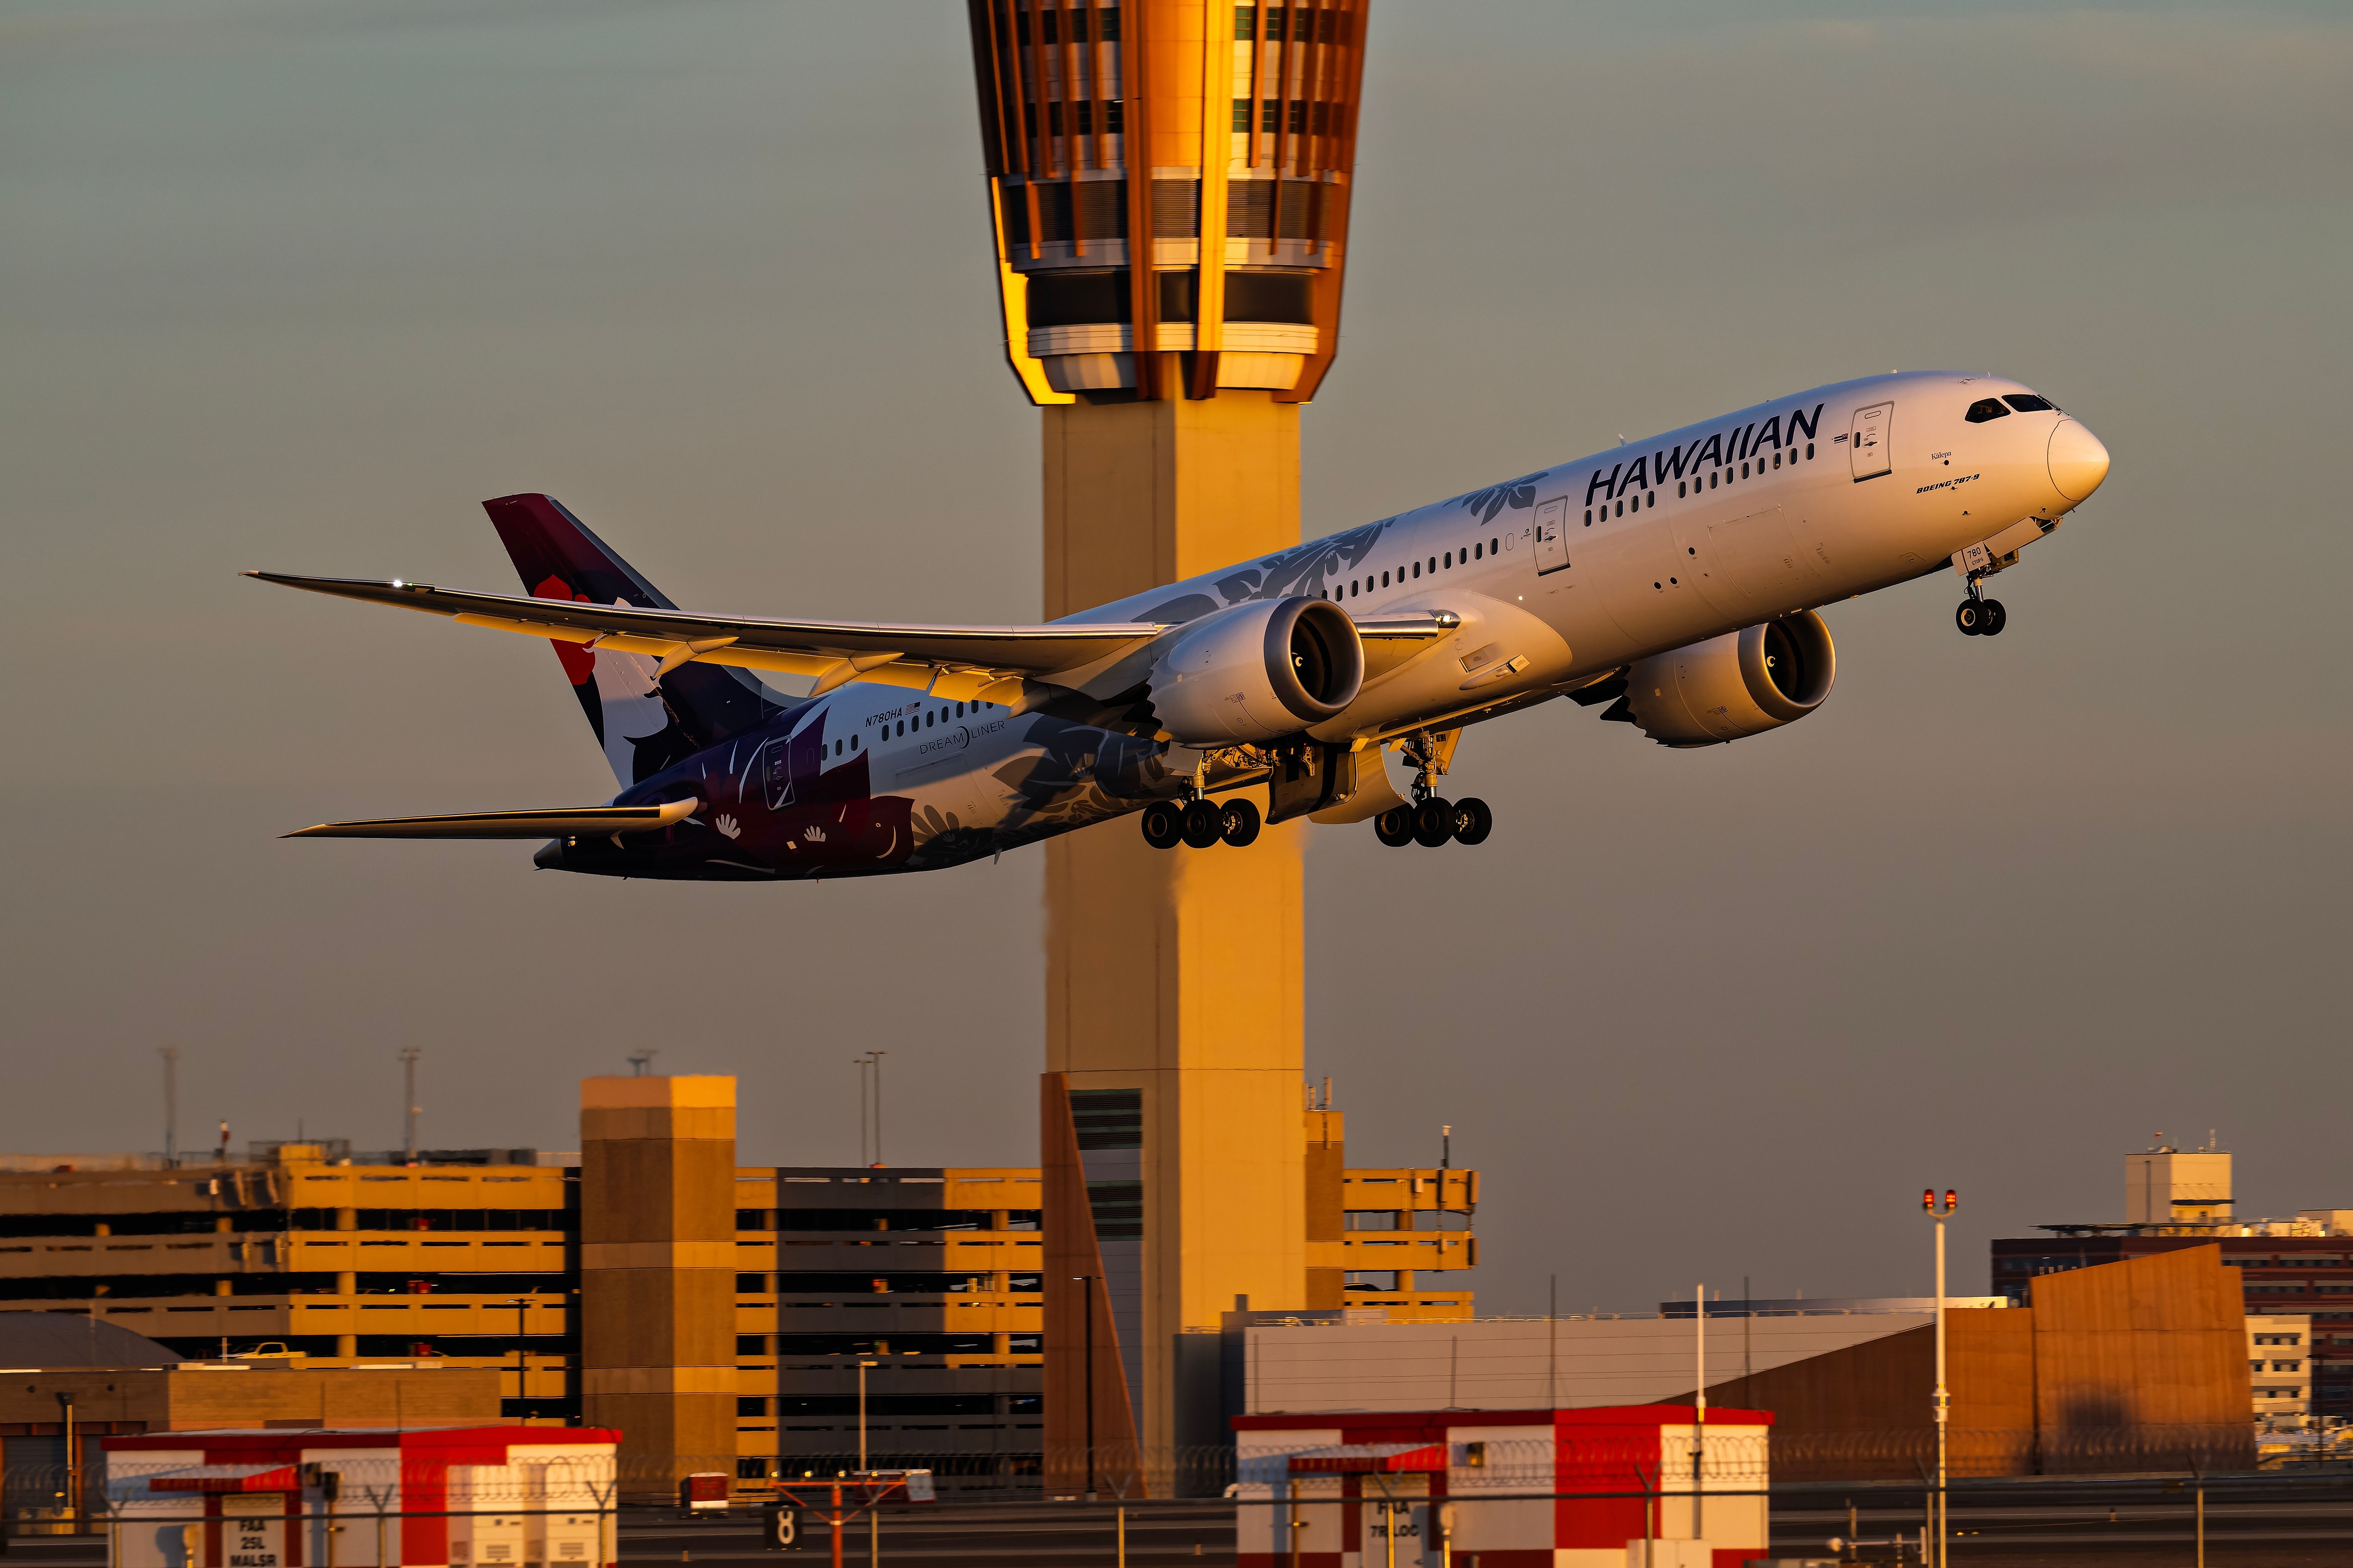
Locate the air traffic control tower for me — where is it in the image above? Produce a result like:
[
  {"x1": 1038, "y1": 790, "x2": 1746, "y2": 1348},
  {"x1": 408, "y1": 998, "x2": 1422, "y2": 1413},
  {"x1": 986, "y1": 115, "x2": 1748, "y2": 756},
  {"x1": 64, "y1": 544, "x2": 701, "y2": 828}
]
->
[{"x1": 962, "y1": 0, "x2": 1370, "y2": 1488}]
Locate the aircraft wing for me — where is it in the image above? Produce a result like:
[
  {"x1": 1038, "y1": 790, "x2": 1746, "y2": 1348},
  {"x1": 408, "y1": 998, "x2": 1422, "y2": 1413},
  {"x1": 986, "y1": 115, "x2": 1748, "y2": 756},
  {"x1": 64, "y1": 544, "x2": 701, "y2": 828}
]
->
[
  {"x1": 247, "y1": 572, "x2": 1167, "y2": 701},
  {"x1": 284, "y1": 798, "x2": 701, "y2": 839}
]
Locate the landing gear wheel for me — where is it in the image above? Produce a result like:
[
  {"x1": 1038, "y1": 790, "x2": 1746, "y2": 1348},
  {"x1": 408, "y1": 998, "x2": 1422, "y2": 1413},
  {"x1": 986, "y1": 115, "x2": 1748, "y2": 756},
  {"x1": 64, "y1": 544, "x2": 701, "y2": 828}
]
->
[
  {"x1": 1979, "y1": 599, "x2": 2007, "y2": 636},
  {"x1": 1955, "y1": 600, "x2": 1986, "y2": 636},
  {"x1": 1373, "y1": 807, "x2": 1415, "y2": 848},
  {"x1": 1451, "y1": 797, "x2": 1493, "y2": 845},
  {"x1": 1180, "y1": 799, "x2": 1224, "y2": 849},
  {"x1": 1412, "y1": 797, "x2": 1455, "y2": 848},
  {"x1": 1140, "y1": 800, "x2": 1183, "y2": 850},
  {"x1": 1218, "y1": 798, "x2": 1262, "y2": 848}
]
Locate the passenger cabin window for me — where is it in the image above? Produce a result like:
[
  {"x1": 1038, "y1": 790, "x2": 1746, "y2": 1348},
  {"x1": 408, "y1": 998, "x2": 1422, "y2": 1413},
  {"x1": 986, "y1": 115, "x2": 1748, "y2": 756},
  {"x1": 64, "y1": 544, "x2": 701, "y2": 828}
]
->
[
  {"x1": 2003, "y1": 394, "x2": 2054, "y2": 412},
  {"x1": 1965, "y1": 398, "x2": 2011, "y2": 423}
]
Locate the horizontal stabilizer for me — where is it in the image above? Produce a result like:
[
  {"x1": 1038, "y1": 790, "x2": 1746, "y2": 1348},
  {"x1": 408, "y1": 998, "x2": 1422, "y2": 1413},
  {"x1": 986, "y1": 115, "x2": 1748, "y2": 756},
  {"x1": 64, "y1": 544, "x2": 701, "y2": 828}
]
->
[{"x1": 284, "y1": 798, "x2": 700, "y2": 839}]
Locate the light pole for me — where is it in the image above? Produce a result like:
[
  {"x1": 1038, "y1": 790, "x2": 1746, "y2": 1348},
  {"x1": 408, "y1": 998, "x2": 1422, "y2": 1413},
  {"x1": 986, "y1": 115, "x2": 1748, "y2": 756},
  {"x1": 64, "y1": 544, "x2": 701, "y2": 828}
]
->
[
  {"x1": 1692, "y1": 1284, "x2": 1706, "y2": 1546},
  {"x1": 856, "y1": 1358, "x2": 877, "y2": 1472},
  {"x1": 1073, "y1": 1274, "x2": 1100, "y2": 1497},
  {"x1": 509, "y1": 1298, "x2": 530, "y2": 1414},
  {"x1": 1922, "y1": 1188, "x2": 1958, "y2": 1568}
]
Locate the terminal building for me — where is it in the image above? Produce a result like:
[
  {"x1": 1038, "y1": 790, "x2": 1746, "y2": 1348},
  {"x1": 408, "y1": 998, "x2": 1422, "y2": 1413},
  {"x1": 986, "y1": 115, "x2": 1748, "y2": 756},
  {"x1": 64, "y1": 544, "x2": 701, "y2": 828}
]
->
[
  {"x1": 1989, "y1": 1140, "x2": 2351, "y2": 1425},
  {"x1": 0, "y1": 1076, "x2": 1477, "y2": 1484}
]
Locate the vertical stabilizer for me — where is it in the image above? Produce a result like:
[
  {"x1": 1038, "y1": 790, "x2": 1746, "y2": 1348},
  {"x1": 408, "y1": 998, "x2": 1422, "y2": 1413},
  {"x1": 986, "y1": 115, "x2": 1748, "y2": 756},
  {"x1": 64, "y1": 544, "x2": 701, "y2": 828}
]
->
[{"x1": 483, "y1": 494, "x2": 791, "y2": 786}]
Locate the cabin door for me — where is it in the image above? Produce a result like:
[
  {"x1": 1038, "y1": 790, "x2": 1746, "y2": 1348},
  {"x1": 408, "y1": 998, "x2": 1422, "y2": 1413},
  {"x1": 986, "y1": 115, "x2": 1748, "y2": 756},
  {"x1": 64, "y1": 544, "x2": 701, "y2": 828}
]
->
[
  {"x1": 1532, "y1": 496, "x2": 1571, "y2": 574},
  {"x1": 1850, "y1": 401, "x2": 1893, "y2": 481}
]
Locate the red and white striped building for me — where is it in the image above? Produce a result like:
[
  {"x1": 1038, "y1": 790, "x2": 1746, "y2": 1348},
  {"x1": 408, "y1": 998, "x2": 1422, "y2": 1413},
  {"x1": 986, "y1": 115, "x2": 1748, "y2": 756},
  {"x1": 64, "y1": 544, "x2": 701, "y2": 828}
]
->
[{"x1": 1233, "y1": 1406, "x2": 1771, "y2": 1568}]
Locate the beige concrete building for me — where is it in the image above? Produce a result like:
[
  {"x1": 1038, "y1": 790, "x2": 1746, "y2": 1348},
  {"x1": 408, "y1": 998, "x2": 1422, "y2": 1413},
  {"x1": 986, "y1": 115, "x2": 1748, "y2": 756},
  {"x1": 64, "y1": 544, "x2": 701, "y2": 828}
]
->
[
  {"x1": 2125, "y1": 1141, "x2": 2233, "y2": 1224},
  {"x1": 577, "y1": 1075, "x2": 736, "y2": 1489},
  {"x1": 2248, "y1": 1315, "x2": 2313, "y2": 1422}
]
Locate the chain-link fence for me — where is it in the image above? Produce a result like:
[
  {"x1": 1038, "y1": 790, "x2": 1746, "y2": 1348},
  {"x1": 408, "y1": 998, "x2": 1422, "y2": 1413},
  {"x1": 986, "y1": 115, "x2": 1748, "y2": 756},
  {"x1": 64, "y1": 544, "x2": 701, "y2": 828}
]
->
[
  {"x1": 0, "y1": 1459, "x2": 620, "y2": 1566},
  {"x1": 727, "y1": 1425, "x2": 2278, "y2": 1501}
]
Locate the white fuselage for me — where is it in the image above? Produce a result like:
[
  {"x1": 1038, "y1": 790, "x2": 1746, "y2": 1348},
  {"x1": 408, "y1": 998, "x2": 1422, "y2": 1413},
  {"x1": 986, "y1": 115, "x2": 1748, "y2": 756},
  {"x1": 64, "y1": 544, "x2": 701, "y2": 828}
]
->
[
  {"x1": 1078, "y1": 369, "x2": 2092, "y2": 739},
  {"x1": 631, "y1": 370, "x2": 2105, "y2": 876}
]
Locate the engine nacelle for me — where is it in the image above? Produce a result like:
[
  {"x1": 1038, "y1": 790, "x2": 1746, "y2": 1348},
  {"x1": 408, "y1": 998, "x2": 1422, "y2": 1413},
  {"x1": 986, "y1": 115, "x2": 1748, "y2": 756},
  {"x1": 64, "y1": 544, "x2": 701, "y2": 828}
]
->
[
  {"x1": 1146, "y1": 597, "x2": 1363, "y2": 745},
  {"x1": 1625, "y1": 610, "x2": 1837, "y2": 747}
]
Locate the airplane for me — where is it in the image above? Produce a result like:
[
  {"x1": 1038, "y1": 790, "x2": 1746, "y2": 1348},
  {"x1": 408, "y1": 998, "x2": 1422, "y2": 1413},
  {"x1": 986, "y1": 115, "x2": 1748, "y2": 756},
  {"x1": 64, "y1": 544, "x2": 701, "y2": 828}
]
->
[{"x1": 255, "y1": 370, "x2": 2108, "y2": 878}]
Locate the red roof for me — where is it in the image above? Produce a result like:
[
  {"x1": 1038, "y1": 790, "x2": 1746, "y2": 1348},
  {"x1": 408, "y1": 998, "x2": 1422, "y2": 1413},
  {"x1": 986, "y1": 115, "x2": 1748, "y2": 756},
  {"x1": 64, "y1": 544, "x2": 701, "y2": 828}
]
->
[{"x1": 1233, "y1": 1405, "x2": 1773, "y2": 1435}]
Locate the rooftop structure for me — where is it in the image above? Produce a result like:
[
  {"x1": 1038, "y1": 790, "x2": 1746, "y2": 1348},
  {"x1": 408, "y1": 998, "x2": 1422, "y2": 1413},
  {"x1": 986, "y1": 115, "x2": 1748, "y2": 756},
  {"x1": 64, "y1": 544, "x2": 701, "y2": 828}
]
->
[{"x1": 1993, "y1": 1140, "x2": 2351, "y2": 1423}]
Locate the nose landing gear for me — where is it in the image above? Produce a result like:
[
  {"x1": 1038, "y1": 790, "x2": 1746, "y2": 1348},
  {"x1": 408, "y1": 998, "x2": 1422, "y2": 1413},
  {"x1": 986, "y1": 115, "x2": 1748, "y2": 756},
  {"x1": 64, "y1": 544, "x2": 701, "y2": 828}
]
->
[{"x1": 1955, "y1": 579, "x2": 2007, "y2": 637}]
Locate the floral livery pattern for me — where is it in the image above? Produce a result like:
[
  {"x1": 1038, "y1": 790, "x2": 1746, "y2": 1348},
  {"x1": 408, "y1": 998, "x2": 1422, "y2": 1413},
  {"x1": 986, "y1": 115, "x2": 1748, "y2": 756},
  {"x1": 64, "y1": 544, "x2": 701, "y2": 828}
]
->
[
  {"x1": 1136, "y1": 518, "x2": 1395, "y2": 624},
  {"x1": 1457, "y1": 470, "x2": 1551, "y2": 525}
]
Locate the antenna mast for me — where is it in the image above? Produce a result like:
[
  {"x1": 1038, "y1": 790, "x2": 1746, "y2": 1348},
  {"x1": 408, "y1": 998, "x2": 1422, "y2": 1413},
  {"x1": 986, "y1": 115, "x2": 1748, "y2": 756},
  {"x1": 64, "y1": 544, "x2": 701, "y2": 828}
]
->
[
  {"x1": 398, "y1": 1048, "x2": 421, "y2": 1164},
  {"x1": 160, "y1": 1047, "x2": 179, "y2": 1166}
]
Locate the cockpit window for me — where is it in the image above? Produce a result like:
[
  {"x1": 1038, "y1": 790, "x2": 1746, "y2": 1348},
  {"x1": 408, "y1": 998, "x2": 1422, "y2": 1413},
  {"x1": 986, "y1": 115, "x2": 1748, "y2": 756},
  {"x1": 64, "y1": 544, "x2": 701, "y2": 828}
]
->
[
  {"x1": 1964, "y1": 398, "x2": 2011, "y2": 423},
  {"x1": 2003, "y1": 393, "x2": 2054, "y2": 412}
]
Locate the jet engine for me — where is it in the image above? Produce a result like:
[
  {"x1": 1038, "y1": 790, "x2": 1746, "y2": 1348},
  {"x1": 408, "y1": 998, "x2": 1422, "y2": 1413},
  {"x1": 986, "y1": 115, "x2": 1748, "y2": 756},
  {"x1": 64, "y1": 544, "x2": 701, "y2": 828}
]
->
[
  {"x1": 1145, "y1": 597, "x2": 1363, "y2": 745},
  {"x1": 1624, "y1": 610, "x2": 1836, "y2": 747}
]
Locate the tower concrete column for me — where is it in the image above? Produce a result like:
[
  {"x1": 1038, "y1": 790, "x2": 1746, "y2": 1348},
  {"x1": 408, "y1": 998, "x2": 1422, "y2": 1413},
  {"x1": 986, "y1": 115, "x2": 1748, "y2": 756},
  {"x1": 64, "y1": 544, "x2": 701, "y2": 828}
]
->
[
  {"x1": 579, "y1": 1075, "x2": 736, "y2": 1493},
  {"x1": 964, "y1": 0, "x2": 1372, "y2": 1490},
  {"x1": 1041, "y1": 392, "x2": 1308, "y2": 1481}
]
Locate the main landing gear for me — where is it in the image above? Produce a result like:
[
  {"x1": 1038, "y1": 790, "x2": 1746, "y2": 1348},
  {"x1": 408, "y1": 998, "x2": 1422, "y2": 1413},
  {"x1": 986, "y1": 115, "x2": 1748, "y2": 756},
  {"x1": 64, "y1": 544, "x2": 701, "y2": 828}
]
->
[
  {"x1": 1372, "y1": 733, "x2": 1492, "y2": 848},
  {"x1": 1373, "y1": 797, "x2": 1492, "y2": 848},
  {"x1": 1956, "y1": 581, "x2": 2007, "y2": 637},
  {"x1": 1139, "y1": 795, "x2": 1261, "y2": 851}
]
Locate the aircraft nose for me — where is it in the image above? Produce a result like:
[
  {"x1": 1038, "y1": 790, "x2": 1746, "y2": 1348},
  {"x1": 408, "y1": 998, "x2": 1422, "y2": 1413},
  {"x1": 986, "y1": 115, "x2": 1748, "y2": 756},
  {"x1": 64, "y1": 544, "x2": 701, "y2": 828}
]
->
[{"x1": 2048, "y1": 417, "x2": 2110, "y2": 503}]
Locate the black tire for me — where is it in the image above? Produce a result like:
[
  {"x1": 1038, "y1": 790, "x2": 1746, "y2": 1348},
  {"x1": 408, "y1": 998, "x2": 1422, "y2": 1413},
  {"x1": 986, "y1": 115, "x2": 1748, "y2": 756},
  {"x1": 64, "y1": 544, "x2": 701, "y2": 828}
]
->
[
  {"x1": 1180, "y1": 799, "x2": 1224, "y2": 849},
  {"x1": 1373, "y1": 807, "x2": 1415, "y2": 847},
  {"x1": 1140, "y1": 800, "x2": 1184, "y2": 850},
  {"x1": 1452, "y1": 797, "x2": 1493, "y2": 845},
  {"x1": 1955, "y1": 600, "x2": 1984, "y2": 635},
  {"x1": 1412, "y1": 797, "x2": 1455, "y2": 848},
  {"x1": 1219, "y1": 798, "x2": 1263, "y2": 847},
  {"x1": 1980, "y1": 598, "x2": 2007, "y2": 636}
]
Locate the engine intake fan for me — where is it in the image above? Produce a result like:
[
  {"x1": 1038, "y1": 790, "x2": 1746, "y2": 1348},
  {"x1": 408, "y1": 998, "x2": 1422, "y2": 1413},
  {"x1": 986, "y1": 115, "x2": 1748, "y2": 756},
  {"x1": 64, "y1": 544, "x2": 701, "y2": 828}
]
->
[
  {"x1": 1623, "y1": 610, "x2": 1837, "y2": 747},
  {"x1": 1145, "y1": 597, "x2": 1363, "y2": 745}
]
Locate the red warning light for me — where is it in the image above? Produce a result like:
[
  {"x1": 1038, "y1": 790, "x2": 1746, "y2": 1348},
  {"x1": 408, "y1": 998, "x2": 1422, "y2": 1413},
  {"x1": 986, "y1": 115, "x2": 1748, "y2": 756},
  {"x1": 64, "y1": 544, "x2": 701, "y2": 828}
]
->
[
  {"x1": 1946, "y1": 1189, "x2": 1959, "y2": 1212},
  {"x1": 1922, "y1": 1188, "x2": 1935, "y2": 1211}
]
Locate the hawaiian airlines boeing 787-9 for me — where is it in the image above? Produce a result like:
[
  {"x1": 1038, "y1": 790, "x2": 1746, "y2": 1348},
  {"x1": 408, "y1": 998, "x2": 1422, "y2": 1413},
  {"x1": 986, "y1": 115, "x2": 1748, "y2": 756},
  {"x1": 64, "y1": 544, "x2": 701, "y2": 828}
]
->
[{"x1": 255, "y1": 370, "x2": 2108, "y2": 876}]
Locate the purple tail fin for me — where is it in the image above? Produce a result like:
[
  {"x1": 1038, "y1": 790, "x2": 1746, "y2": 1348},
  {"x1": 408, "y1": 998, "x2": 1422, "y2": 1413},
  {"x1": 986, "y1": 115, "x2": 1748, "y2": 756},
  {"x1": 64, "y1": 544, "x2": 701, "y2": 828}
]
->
[{"x1": 483, "y1": 494, "x2": 789, "y2": 786}]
